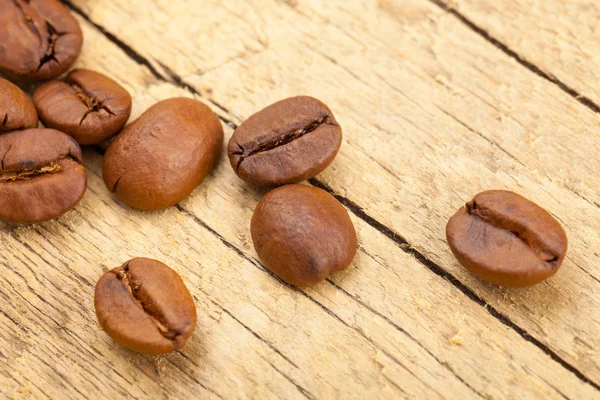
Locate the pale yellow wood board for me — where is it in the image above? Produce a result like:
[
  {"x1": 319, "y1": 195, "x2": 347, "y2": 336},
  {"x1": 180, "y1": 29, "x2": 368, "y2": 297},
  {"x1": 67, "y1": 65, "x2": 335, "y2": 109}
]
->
[
  {"x1": 438, "y1": 0, "x2": 600, "y2": 105},
  {"x1": 1, "y1": 0, "x2": 599, "y2": 399}
]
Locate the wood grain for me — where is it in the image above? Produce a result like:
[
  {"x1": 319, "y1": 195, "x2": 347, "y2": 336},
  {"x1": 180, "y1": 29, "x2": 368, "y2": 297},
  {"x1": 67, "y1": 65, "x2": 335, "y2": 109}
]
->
[
  {"x1": 433, "y1": 0, "x2": 600, "y2": 107},
  {"x1": 1, "y1": 0, "x2": 599, "y2": 398}
]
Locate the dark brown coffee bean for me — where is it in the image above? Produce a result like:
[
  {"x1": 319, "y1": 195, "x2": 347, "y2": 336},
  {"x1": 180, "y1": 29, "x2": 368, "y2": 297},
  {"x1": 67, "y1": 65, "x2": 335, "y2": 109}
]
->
[
  {"x1": 102, "y1": 97, "x2": 223, "y2": 210},
  {"x1": 251, "y1": 184, "x2": 357, "y2": 286},
  {"x1": 0, "y1": 0, "x2": 83, "y2": 81},
  {"x1": 446, "y1": 190, "x2": 568, "y2": 287},
  {"x1": 0, "y1": 128, "x2": 86, "y2": 223},
  {"x1": 94, "y1": 258, "x2": 197, "y2": 354},
  {"x1": 33, "y1": 69, "x2": 132, "y2": 145},
  {"x1": 228, "y1": 96, "x2": 342, "y2": 187},
  {"x1": 0, "y1": 77, "x2": 38, "y2": 133}
]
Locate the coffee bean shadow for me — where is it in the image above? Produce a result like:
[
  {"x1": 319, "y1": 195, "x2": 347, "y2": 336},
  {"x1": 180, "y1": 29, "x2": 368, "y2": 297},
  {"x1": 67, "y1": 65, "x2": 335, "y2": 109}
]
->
[
  {"x1": 103, "y1": 342, "x2": 164, "y2": 378},
  {"x1": 476, "y1": 274, "x2": 567, "y2": 314},
  {"x1": 104, "y1": 332, "x2": 207, "y2": 382},
  {"x1": 0, "y1": 220, "x2": 18, "y2": 232},
  {"x1": 0, "y1": 206, "x2": 88, "y2": 234},
  {"x1": 96, "y1": 190, "x2": 176, "y2": 217},
  {"x1": 193, "y1": 157, "x2": 272, "y2": 204},
  {"x1": 242, "y1": 182, "x2": 272, "y2": 201},
  {"x1": 0, "y1": 71, "x2": 38, "y2": 94}
]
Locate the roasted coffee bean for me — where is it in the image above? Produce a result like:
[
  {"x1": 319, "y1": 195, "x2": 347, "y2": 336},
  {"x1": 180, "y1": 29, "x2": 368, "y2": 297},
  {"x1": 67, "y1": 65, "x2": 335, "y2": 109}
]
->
[
  {"x1": 0, "y1": 77, "x2": 38, "y2": 133},
  {"x1": 0, "y1": 128, "x2": 86, "y2": 223},
  {"x1": 251, "y1": 184, "x2": 357, "y2": 286},
  {"x1": 103, "y1": 98, "x2": 223, "y2": 210},
  {"x1": 228, "y1": 96, "x2": 342, "y2": 187},
  {"x1": 33, "y1": 69, "x2": 132, "y2": 145},
  {"x1": 446, "y1": 190, "x2": 568, "y2": 287},
  {"x1": 0, "y1": 0, "x2": 83, "y2": 81},
  {"x1": 95, "y1": 258, "x2": 197, "y2": 354}
]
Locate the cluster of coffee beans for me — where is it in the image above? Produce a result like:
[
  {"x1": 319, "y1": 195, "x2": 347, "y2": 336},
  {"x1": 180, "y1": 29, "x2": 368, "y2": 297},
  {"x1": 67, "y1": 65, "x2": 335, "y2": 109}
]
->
[
  {"x1": 227, "y1": 96, "x2": 358, "y2": 286},
  {"x1": 1, "y1": 0, "x2": 568, "y2": 355}
]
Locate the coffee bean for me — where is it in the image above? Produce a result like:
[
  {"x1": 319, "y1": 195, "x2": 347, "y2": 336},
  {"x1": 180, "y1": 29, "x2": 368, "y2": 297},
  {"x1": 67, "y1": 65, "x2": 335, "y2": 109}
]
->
[
  {"x1": 0, "y1": 77, "x2": 38, "y2": 133},
  {"x1": 102, "y1": 98, "x2": 223, "y2": 210},
  {"x1": 251, "y1": 184, "x2": 357, "y2": 286},
  {"x1": 94, "y1": 258, "x2": 197, "y2": 354},
  {"x1": 228, "y1": 96, "x2": 342, "y2": 187},
  {"x1": 0, "y1": 0, "x2": 83, "y2": 81},
  {"x1": 0, "y1": 128, "x2": 86, "y2": 223},
  {"x1": 33, "y1": 69, "x2": 132, "y2": 145},
  {"x1": 446, "y1": 190, "x2": 568, "y2": 287}
]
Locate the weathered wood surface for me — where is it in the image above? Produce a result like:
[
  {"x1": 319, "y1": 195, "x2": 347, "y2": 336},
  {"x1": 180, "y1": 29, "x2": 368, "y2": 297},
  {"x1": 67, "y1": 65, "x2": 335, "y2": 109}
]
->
[
  {"x1": 1, "y1": 0, "x2": 599, "y2": 399},
  {"x1": 435, "y1": 0, "x2": 600, "y2": 107}
]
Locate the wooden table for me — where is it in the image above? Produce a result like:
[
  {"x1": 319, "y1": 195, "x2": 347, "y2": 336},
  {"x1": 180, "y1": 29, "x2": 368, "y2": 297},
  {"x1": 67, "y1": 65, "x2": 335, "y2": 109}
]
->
[{"x1": 2, "y1": 1, "x2": 599, "y2": 399}]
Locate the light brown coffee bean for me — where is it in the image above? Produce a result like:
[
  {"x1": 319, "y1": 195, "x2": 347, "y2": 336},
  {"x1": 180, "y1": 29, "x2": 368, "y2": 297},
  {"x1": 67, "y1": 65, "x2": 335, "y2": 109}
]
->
[
  {"x1": 251, "y1": 184, "x2": 357, "y2": 286},
  {"x1": 94, "y1": 258, "x2": 197, "y2": 354},
  {"x1": 33, "y1": 69, "x2": 132, "y2": 145},
  {"x1": 446, "y1": 190, "x2": 568, "y2": 287},
  {"x1": 0, "y1": 128, "x2": 86, "y2": 223},
  {"x1": 228, "y1": 96, "x2": 342, "y2": 187},
  {"x1": 102, "y1": 98, "x2": 223, "y2": 210}
]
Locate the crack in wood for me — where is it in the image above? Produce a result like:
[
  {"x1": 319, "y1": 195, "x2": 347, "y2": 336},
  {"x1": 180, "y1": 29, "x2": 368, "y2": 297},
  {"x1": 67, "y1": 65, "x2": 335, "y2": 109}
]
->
[
  {"x1": 433, "y1": 105, "x2": 527, "y2": 168},
  {"x1": 26, "y1": 224, "x2": 96, "y2": 291},
  {"x1": 154, "y1": 60, "x2": 239, "y2": 129},
  {"x1": 0, "y1": 309, "x2": 24, "y2": 332},
  {"x1": 63, "y1": 0, "x2": 164, "y2": 81},
  {"x1": 428, "y1": 0, "x2": 600, "y2": 116},
  {"x1": 308, "y1": 179, "x2": 600, "y2": 392},
  {"x1": 1, "y1": 259, "x2": 91, "y2": 399},
  {"x1": 325, "y1": 277, "x2": 485, "y2": 398},
  {"x1": 262, "y1": 358, "x2": 315, "y2": 399},
  {"x1": 202, "y1": 294, "x2": 300, "y2": 370},
  {"x1": 164, "y1": 357, "x2": 223, "y2": 399}
]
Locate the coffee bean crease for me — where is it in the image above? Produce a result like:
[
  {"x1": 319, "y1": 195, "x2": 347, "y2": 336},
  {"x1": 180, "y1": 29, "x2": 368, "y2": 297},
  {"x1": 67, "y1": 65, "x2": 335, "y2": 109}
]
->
[
  {"x1": 114, "y1": 263, "x2": 180, "y2": 341},
  {"x1": 0, "y1": 161, "x2": 62, "y2": 183},
  {"x1": 110, "y1": 176, "x2": 122, "y2": 193},
  {"x1": 0, "y1": 143, "x2": 81, "y2": 172},
  {"x1": 67, "y1": 82, "x2": 116, "y2": 125},
  {"x1": 0, "y1": 139, "x2": 81, "y2": 183},
  {"x1": 37, "y1": 21, "x2": 64, "y2": 72},
  {"x1": 466, "y1": 199, "x2": 560, "y2": 268},
  {"x1": 232, "y1": 115, "x2": 335, "y2": 171}
]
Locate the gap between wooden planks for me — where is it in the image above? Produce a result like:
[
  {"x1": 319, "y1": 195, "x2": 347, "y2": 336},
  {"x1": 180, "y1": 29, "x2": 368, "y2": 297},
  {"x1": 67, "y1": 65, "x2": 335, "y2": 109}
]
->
[
  {"x1": 65, "y1": 0, "x2": 600, "y2": 387},
  {"x1": 0, "y1": 0, "x2": 598, "y2": 398},
  {"x1": 432, "y1": 0, "x2": 600, "y2": 109}
]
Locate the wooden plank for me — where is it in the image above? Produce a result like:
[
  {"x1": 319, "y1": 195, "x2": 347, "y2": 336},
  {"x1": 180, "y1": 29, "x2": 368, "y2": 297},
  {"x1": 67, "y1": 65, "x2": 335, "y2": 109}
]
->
[
  {"x1": 432, "y1": 0, "x2": 600, "y2": 107},
  {"x1": 1, "y1": 12, "x2": 598, "y2": 400},
  {"x1": 64, "y1": 0, "x2": 600, "y2": 388}
]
